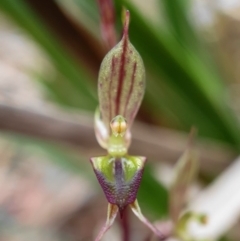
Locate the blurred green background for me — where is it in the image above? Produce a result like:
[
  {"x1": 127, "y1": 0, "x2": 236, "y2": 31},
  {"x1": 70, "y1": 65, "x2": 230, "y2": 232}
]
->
[{"x1": 0, "y1": 0, "x2": 239, "y2": 240}]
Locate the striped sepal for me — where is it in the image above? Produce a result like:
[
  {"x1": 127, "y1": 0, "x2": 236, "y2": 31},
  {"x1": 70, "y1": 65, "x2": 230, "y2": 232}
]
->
[{"x1": 96, "y1": 11, "x2": 146, "y2": 147}]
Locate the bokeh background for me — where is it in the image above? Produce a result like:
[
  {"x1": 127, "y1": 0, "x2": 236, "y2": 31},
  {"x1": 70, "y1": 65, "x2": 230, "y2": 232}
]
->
[{"x1": 0, "y1": 0, "x2": 240, "y2": 240}]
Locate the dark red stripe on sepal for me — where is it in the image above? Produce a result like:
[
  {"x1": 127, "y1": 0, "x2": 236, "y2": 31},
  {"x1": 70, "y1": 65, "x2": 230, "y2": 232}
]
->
[{"x1": 97, "y1": 10, "x2": 146, "y2": 145}]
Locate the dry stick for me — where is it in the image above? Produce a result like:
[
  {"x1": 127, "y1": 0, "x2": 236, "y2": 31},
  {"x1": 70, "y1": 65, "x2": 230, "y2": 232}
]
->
[{"x1": 0, "y1": 103, "x2": 236, "y2": 175}]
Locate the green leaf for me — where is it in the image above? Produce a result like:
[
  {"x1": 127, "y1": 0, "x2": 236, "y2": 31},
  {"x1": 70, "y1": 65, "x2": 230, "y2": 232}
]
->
[
  {"x1": 0, "y1": 0, "x2": 97, "y2": 111},
  {"x1": 138, "y1": 164, "x2": 168, "y2": 218},
  {"x1": 160, "y1": 0, "x2": 199, "y2": 48}
]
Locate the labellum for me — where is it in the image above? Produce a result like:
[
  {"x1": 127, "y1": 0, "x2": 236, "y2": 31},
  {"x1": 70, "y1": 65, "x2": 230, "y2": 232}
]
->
[{"x1": 91, "y1": 155, "x2": 146, "y2": 217}]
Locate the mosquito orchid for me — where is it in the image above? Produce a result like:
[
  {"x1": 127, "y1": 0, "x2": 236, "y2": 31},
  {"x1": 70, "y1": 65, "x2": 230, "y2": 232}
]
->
[{"x1": 91, "y1": 8, "x2": 167, "y2": 241}]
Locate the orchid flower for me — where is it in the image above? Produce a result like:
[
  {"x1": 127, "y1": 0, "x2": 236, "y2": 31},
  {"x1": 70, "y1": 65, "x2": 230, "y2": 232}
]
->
[{"x1": 91, "y1": 7, "x2": 167, "y2": 241}]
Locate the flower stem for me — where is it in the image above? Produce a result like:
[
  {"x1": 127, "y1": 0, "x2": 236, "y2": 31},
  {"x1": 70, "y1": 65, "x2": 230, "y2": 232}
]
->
[{"x1": 120, "y1": 208, "x2": 130, "y2": 241}]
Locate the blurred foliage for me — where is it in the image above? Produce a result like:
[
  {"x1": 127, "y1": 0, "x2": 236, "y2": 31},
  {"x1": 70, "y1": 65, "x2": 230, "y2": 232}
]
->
[
  {"x1": 138, "y1": 164, "x2": 168, "y2": 218},
  {"x1": 1, "y1": 0, "x2": 240, "y2": 146},
  {"x1": 0, "y1": 0, "x2": 240, "y2": 224},
  {"x1": 0, "y1": 0, "x2": 97, "y2": 110},
  {"x1": 169, "y1": 135, "x2": 198, "y2": 224},
  {"x1": 114, "y1": 0, "x2": 240, "y2": 146},
  {"x1": 3, "y1": 133, "x2": 93, "y2": 178}
]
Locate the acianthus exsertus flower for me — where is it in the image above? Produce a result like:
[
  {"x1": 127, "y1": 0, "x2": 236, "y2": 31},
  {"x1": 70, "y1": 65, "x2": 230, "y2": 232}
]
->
[{"x1": 91, "y1": 9, "x2": 166, "y2": 241}]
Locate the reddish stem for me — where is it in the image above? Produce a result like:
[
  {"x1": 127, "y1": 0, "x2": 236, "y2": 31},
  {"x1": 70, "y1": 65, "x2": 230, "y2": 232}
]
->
[
  {"x1": 97, "y1": 0, "x2": 117, "y2": 49},
  {"x1": 123, "y1": 10, "x2": 130, "y2": 38},
  {"x1": 120, "y1": 208, "x2": 130, "y2": 241}
]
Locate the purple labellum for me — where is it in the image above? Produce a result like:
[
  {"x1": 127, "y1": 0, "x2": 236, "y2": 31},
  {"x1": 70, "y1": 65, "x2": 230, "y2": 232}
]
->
[{"x1": 90, "y1": 156, "x2": 146, "y2": 217}]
